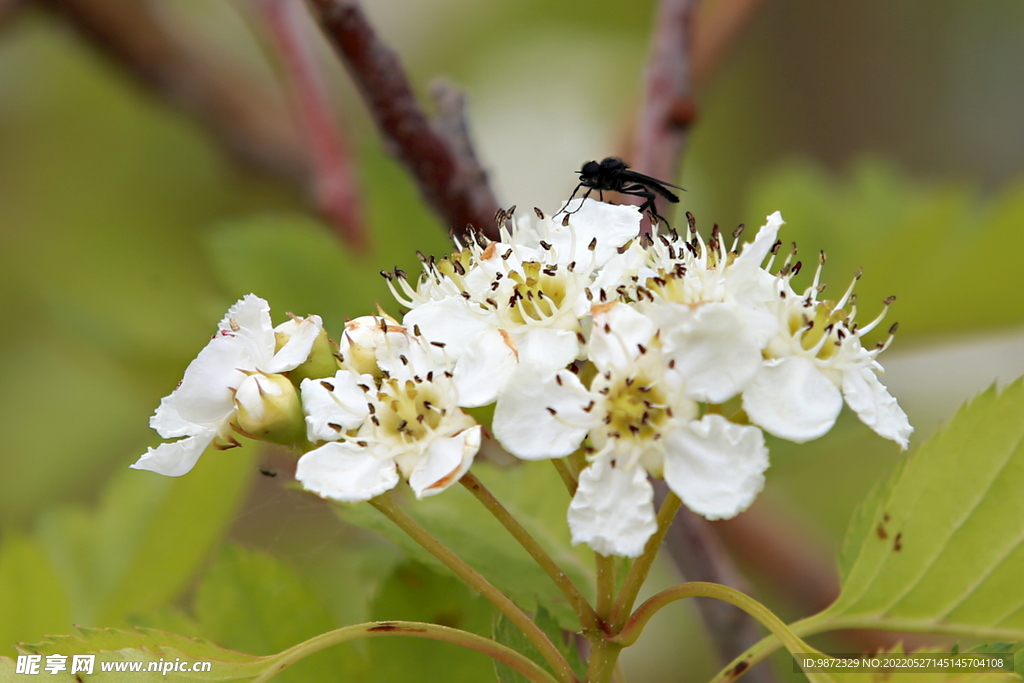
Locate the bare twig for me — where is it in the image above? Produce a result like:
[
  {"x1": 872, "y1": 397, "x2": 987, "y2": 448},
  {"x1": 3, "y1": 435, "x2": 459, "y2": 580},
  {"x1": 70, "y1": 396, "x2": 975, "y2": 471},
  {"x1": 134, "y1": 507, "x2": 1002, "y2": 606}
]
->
[
  {"x1": 256, "y1": 0, "x2": 367, "y2": 250},
  {"x1": 691, "y1": 0, "x2": 770, "y2": 89},
  {"x1": 653, "y1": 482, "x2": 777, "y2": 683},
  {"x1": 632, "y1": 0, "x2": 698, "y2": 235},
  {"x1": 37, "y1": 0, "x2": 306, "y2": 183},
  {"x1": 304, "y1": 0, "x2": 500, "y2": 240},
  {"x1": 430, "y1": 78, "x2": 498, "y2": 237}
]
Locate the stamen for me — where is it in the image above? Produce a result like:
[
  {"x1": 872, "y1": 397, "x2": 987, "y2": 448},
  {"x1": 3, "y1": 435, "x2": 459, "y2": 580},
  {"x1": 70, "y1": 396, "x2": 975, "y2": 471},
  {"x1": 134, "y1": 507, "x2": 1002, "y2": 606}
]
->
[{"x1": 855, "y1": 297, "x2": 893, "y2": 336}]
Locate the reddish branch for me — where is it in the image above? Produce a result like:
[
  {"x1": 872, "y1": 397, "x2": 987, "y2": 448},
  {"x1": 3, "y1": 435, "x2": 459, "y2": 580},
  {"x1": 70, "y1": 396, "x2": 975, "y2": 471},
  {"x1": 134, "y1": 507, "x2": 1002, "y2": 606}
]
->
[
  {"x1": 691, "y1": 0, "x2": 770, "y2": 89},
  {"x1": 632, "y1": 0, "x2": 698, "y2": 234},
  {"x1": 37, "y1": 0, "x2": 306, "y2": 183},
  {"x1": 257, "y1": 0, "x2": 367, "y2": 250},
  {"x1": 305, "y1": 0, "x2": 500, "y2": 240}
]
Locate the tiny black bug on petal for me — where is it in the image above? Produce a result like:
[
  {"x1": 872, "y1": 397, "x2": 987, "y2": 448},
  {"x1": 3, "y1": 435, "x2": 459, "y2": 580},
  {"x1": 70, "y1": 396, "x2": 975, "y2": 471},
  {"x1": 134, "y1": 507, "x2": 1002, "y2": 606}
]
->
[{"x1": 563, "y1": 157, "x2": 683, "y2": 227}]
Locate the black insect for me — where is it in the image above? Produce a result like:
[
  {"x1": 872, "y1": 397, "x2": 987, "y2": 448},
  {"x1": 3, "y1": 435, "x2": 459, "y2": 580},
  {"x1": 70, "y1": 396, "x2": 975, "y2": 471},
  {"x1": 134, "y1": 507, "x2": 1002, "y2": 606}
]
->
[
  {"x1": 564, "y1": 157, "x2": 683, "y2": 226},
  {"x1": 259, "y1": 469, "x2": 278, "y2": 478}
]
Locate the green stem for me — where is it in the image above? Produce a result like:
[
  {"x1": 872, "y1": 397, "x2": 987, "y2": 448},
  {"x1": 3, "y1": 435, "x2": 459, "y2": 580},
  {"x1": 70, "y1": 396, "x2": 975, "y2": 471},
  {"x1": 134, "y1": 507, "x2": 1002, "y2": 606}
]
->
[
  {"x1": 461, "y1": 472, "x2": 600, "y2": 631},
  {"x1": 616, "y1": 584, "x2": 833, "y2": 683},
  {"x1": 552, "y1": 458, "x2": 578, "y2": 496},
  {"x1": 612, "y1": 583, "x2": 802, "y2": 652},
  {"x1": 607, "y1": 491, "x2": 682, "y2": 633},
  {"x1": 594, "y1": 553, "x2": 616, "y2": 621},
  {"x1": 368, "y1": 493, "x2": 578, "y2": 683},
  {"x1": 585, "y1": 638, "x2": 623, "y2": 683},
  {"x1": 251, "y1": 620, "x2": 559, "y2": 683}
]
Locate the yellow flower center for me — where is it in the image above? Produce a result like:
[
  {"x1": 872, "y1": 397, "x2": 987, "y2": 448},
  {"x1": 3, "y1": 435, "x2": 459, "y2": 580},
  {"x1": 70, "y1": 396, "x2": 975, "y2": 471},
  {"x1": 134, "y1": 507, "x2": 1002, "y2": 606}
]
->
[
  {"x1": 598, "y1": 372, "x2": 671, "y2": 446},
  {"x1": 375, "y1": 377, "x2": 445, "y2": 441}
]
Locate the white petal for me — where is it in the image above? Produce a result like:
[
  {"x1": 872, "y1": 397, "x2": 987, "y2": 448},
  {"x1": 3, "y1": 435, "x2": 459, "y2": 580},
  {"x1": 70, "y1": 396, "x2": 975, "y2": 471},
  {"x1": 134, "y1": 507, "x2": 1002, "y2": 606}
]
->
[
  {"x1": 652, "y1": 302, "x2": 762, "y2": 403},
  {"x1": 453, "y1": 328, "x2": 518, "y2": 407},
  {"x1": 567, "y1": 459, "x2": 657, "y2": 558},
  {"x1": 492, "y1": 363, "x2": 595, "y2": 459},
  {"x1": 130, "y1": 430, "x2": 217, "y2": 477},
  {"x1": 408, "y1": 426, "x2": 481, "y2": 498},
  {"x1": 301, "y1": 371, "x2": 372, "y2": 441},
  {"x1": 728, "y1": 212, "x2": 785, "y2": 309},
  {"x1": 586, "y1": 241, "x2": 648, "y2": 312},
  {"x1": 743, "y1": 357, "x2": 843, "y2": 442},
  {"x1": 555, "y1": 198, "x2": 642, "y2": 266},
  {"x1": 296, "y1": 442, "x2": 399, "y2": 502},
  {"x1": 589, "y1": 303, "x2": 658, "y2": 374},
  {"x1": 663, "y1": 415, "x2": 768, "y2": 520},
  {"x1": 150, "y1": 333, "x2": 250, "y2": 437},
  {"x1": 403, "y1": 297, "x2": 492, "y2": 360},
  {"x1": 219, "y1": 294, "x2": 276, "y2": 370},
  {"x1": 516, "y1": 327, "x2": 579, "y2": 370},
  {"x1": 731, "y1": 212, "x2": 783, "y2": 276},
  {"x1": 266, "y1": 315, "x2": 323, "y2": 373},
  {"x1": 842, "y1": 365, "x2": 913, "y2": 449}
]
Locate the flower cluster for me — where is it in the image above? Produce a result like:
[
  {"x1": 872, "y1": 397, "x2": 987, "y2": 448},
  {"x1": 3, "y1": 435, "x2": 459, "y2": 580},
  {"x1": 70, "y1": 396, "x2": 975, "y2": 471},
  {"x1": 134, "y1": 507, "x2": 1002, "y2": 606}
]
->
[
  {"x1": 133, "y1": 198, "x2": 912, "y2": 557},
  {"x1": 133, "y1": 300, "x2": 480, "y2": 502}
]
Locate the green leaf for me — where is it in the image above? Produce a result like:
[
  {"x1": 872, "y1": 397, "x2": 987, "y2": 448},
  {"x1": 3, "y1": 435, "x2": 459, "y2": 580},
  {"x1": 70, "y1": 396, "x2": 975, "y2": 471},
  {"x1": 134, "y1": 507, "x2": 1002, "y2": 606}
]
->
[
  {"x1": 335, "y1": 461, "x2": 594, "y2": 629},
  {"x1": 492, "y1": 605, "x2": 585, "y2": 683},
  {"x1": 1, "y1": 627, "x2": 270, "y2": 682},
  {"x1": 367, "y1": 561, "x2": 495, "y2": 683},
  {"x1": 0, "y1": 528, "x2": 71, "y2": 649},
  {"x1": 806, "y1": 379, "x2": 1024, "y2": 640},
  {"x1": 963, "y1": 643, "x2": 1024, "y2": 677},
  {"x1": 193, "y1": 544, "x2": 362, "y2": 683},
  {"x1": 35, "y1": 445, "x2": 257, "y2": 626},
  {"x1": 745, "y1": 159, "x2": 1024, "y2": 340}
]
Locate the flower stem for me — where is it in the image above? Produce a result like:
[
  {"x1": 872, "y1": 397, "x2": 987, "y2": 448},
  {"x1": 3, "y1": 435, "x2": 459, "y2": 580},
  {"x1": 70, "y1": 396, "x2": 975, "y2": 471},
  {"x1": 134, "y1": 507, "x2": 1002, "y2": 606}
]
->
[
  {"x1": 585, "y1": 638, "x2": 623, "y2": 683},
  {"x1": 552, "y1": 458, "x2": 578, "y2": 496},
  {"x1": 461, "y1": 472, "x2": 601, "y2": 632},
  {"x1": 251, "y1": 620, "x2": 559, "y2": 683},
  {"x1": 612, "y1": 582, "x2": 799, "y2": 650},
  {"x1": 607, "y1": 491, "x2": 682, "y2": 633},
  {"x1": 368, "y1": 493, "x2": 578, "y2": 683},
  {"x1": 594, "y1": 553, "x2": 616, "y2": 621},
  {"x1": 615, "y1": 583, "x2": 834, "y2": 683}
]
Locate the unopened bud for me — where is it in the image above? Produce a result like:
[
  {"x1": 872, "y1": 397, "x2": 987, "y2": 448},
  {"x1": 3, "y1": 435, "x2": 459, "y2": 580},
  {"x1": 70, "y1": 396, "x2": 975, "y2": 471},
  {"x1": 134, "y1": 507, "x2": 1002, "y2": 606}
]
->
[
  {"x1": 233, "y1": 373, "x2": 305, "y2": 445},
  {"x1": 339, "y1": 314, "x2": 404, "y2": 378},
  {"x1": 283, "y1": 325, "x2": 339, "y2": 385}
]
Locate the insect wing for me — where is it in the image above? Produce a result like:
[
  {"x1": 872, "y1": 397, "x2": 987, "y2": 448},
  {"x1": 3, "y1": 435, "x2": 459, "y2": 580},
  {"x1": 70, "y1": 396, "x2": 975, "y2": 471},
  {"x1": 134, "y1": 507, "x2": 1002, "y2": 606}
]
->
[{"x1": 621, "y1": 169, "x2": 685, "y2": 193}]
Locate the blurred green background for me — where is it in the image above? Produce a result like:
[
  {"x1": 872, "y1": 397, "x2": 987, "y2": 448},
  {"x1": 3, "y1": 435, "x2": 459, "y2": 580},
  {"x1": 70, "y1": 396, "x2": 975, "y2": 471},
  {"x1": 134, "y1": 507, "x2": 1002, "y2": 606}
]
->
[{"x1": 2, "y1": 0, "x2": 1024, "y2": 681}]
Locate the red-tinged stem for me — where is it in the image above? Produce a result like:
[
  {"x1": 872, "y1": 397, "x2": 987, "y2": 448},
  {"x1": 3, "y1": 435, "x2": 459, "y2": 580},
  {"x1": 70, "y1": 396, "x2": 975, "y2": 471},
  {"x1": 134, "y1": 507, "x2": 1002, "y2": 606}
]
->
[{"x1": 258, "y1": 0, "x2": 367, "y2": 250}]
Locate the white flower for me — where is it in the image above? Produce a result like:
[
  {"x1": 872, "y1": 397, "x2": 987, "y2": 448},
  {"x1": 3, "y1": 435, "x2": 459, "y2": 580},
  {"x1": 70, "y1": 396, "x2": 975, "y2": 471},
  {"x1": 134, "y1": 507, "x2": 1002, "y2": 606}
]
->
[
  {"x1": 132, "y1": 295, "x2": 323, "y2": 476},
  {"x1": 388, "y1": 199, "x2": 642, "y2": 407},
  {"x1": 741, "y1": 253, "x2": 913, "y2": 448},
  {"x1": 300, "y1": 370, "x2": 373, "y2": 442},
  {"x1": 623, "y1": 212, "x2": 785, "y2": 404},
  {"x1": 296, "y1": 316, "x2": 480, "y2": 502},
  {"x1": 493, "y1": 303, "x2": 769, "y2": 556}
]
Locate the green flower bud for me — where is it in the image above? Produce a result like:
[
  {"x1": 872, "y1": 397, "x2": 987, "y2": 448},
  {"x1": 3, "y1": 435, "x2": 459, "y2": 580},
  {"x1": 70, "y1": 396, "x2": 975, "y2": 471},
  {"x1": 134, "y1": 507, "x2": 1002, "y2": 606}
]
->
[
  {"x1": 233, "y1": 373, "x2": 305, "y2": 446},
  {"x1": 283, "y1": 325, "x2": 340, "y2": 385}
]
